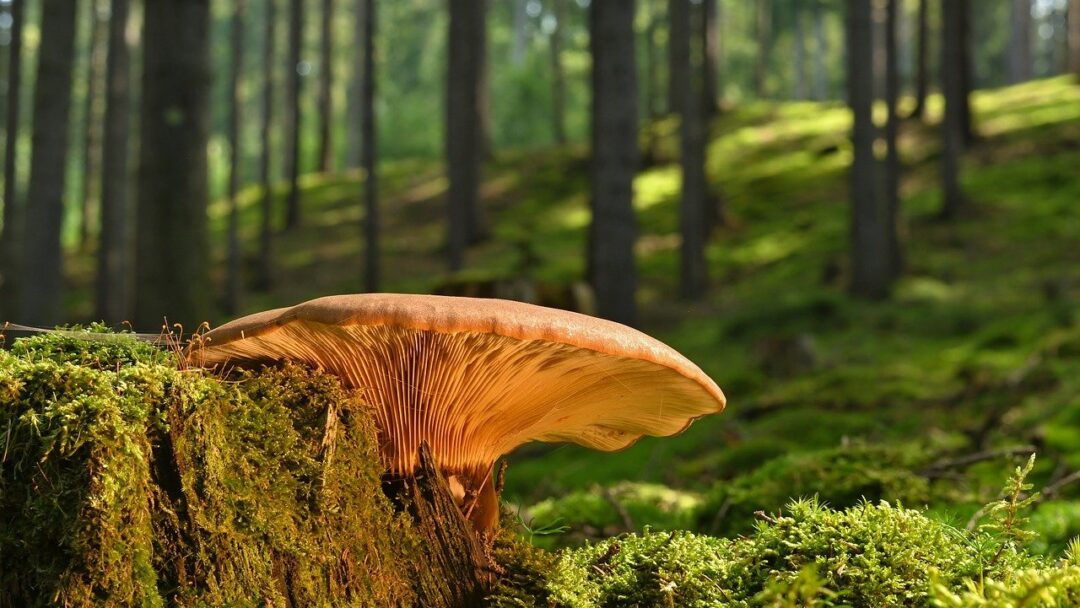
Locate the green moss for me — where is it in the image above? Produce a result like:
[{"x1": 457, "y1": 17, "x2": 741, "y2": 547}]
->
[
  {"x1": 696, "y1": 443, "x2": 937, "y2": 536},
  {"x1": 501, "y1": 500, "x2": 1043, "y2": 608},
  {"x1": 0, "y1": 332, "x2": 422, "y2": 607}
]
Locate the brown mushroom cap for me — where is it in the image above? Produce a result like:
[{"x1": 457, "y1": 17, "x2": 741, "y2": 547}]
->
[{"x1": 189, "y1": 294, "x2": 725, "y2": 482}]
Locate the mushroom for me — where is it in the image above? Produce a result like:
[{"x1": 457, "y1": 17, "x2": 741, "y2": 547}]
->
[{"x1": 188, "y1": 294, "x2": 725, "y2": 532}]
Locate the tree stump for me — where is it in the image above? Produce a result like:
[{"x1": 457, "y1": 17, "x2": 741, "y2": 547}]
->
[{"x1": 384, "y1": 442, "x2": 493, "y2": 608}]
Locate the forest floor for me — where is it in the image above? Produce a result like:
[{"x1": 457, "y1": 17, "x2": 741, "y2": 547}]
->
[{"x1": 65, "y1": 75, "x2": 1080, "y2": 552}]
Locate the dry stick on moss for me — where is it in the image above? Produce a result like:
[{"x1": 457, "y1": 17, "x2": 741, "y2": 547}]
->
[
  {"x1": 922, "y1": 445, "x2": 1037, "y2": 479},
  {"x1": 600, "y1": 486, "x2": 635, "y2": 532}
]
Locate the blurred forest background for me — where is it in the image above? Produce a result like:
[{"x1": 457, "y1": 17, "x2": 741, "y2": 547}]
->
[{"x1": 0, "y1": 0, "x2": 1079, "y2": 555}]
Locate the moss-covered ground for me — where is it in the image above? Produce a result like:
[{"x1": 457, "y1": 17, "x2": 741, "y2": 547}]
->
[{"x1": 38, "y1": 76, "x2": 1080, "y2": 605}]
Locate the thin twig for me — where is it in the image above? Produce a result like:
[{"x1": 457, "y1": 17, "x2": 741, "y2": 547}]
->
[{"x1": 600, "y1": 486, "x2": 635, "y2": 532}]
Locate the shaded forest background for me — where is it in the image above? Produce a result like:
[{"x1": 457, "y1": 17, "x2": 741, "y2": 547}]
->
[{"x1": 0, "y1": 0, "x2": 1076, "y2": 330}]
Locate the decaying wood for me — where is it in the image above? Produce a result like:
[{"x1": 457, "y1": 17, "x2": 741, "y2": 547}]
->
[{"x1": 385, "y1": 442, "x2": 493, "y2": 608}]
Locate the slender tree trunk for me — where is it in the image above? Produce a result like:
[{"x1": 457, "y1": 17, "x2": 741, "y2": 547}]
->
[
  {"x1": 135, "y1": 0, "x2": 211, "y2": 329},
  {"x1": 702, "y1": 0, "x2": 719, "y2": 114},
  {"x1": 0, "y1": 0, "x2": 24, "y2": 318},
  {"x1": 909, "y1": 0, "x2": 928, "y2": 118},
  {"x1": 847, "y1": 0, "x2": 892, "y2": 299},
  {"x1": 813, "y1": 0, "x2": 827, "y2": 100},
  {"x1": 283, "y1": 0, "x2": 302, "y2": 230},
  {"x1": 225, "y1": 0, "x2": 245, "y2": 315},
  {"x1": 589, "y1": 0, "x2": 639, "y2": 326},
  {"x1": 95, "y1": 0, "x2": 132, "y2": 324},
  {"x1": 675, "y1": 0, "x2": 706, "y2": 299},
  {"x1": 551, "y1": 0, "x2": 567, "y2": 144},
  {"x1": 317, "y1": 0, "x2": 334, "y2": 172},
  {"x1": 958, "y1": 0, "x2": 974, "y2": 144},
  {"x1": 446, "y1": 0, "x2": 487, "y2": 271},
  {"x1": 256, "y1": 0, "x2": 277, "y2": 291},
  {"x1": 361, "y1": 0, "x2": 378, "y2": 292},
  {"x1": 794, "y1": 5, "x2": 806, "y2": 100},
  {"x1": 1010, "y1": 0, "x2": 1033, "y2": 83},
  {"x1": 884, "y1": 0, "x2": 902, "y2": 279},
  {"x1": 19, "y1": 0, "x2": 79, "y2": 325},
  {"x1": 79, "y1": 0, "x2": 107, "y2": 251},
  {"x1": 940, "y1": 0, "x2": 965, "y2": 219},
  {"x1": 512, "y1": 0, "x2": 527, "y2": 65},
  {"x1": 668, "y1": 0, "x2": 688, "y2": 114},
  {"x1": 754, "y1": 0, "x2": 771, "y2": 98},
  {"x1": 347, "y1": 0, "x2": 363, "y2": 168},
  {"x1": 1068, "y1": 0, "x2": 1080, "y2": 77}
]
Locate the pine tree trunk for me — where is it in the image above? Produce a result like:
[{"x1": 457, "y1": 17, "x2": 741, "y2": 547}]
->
[
  {"x1": 79, "y1": 1, "x2": 107, "y2": 252},
  {"x1": 361, "y1": 0, "x2": 378, "y2": 293},
  {"x1": 1010, "y1": 0, "x2": 1033, "y2": 83},
  {"x1": 347, "y1": 0, "x2": 364, "y2": 168},
  {"x1": 909, "y1": 0, "x2": 928, "y2": 118},
  {"x1": 813, "y1": 0, "x2": 828, "y2": 101},
  {"x1": 19, "y1": 0, "x2": 79, "y2": 325},
  {"x1": 884, "y1": 0, "x2": 902, "y2": 280},
  {"x1": 793, "y1": 6, "x2": 806, "y2": 100},
  {"x1": 702, "y1": 0, "x2": 719, "y2": 113},
  {"x1": 958, "y1": 0, "x2": 974, "y2": 144},
  {"x1": 588, "y1": 0, "x2": 639, "y2": 326},
  {"x1": 675, "y1": 0, "x2": 706, "y2": 300},
  {"x1": 754, "y1": 0, "x2": 771, "y2": 98},
  {"x1": 0, "y1": 0, "x2": 25, "y2": 319},
  {"x1": 446, "y1": 0, "x2": 487, "y2": 271},
  {"x1": 283, "y1": 0, "x2": 302, "y2": 230},
  {"x1": 848, "y1": 0, "x2": 892, "y2": 299},
  {"x1": 551, "y1": 0, "x2": 567, "y2": 144},
  {"x1": 667, "y1": 0, "x2": 687, "y2": 115},
  {"x1": 135, "y1": 0, "x2": 211, "y2": 329},
  {"x1": 256, "y1": 0, "x2": 277, "y2": 291},
  {"x1": 317, "y1": 0, "x2": 334, "y2": 173},
  {"x1": 95, "y1": 0, "x2": 132, "y2": 324},
  {"x1": 225, "y1": 0, "x2": 246, "y2": 315},
  {"x1": 940, "y1": 0, "x2": 965, "y2": 220},
  {"x1": 1068, "y1": 0, "x2": 1080, "y2": 77}
]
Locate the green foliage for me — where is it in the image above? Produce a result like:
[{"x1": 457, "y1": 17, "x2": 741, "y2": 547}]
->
[
  {"x1": 697, "y1": 443, "x2": 937, "y2": 535},
  {"x1": 6, "y1": 323, "x2": 168, "y2": 368},
  {"x1": 0, "y1": 332, "x2": 423, "y2": 607},
  {"x1": 978, "y1": 455, "x2": 1041, "y2": 562}
]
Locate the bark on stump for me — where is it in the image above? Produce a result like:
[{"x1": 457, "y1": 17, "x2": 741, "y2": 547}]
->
[{"x1": 384, "y1": 442, "x2": 493, "y2": 607}]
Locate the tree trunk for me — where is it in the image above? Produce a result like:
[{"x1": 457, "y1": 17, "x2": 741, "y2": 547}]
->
[
  {"x1": 256, "y1": 0, "x2": 277, "y2": 291},
  {"x1": 0, "y1": 0, "x2": 24, "y2": 319},
  {"x1": 361, "y1": 0, "x2": 378, "y2": 293},
  {"x1": 847, "y1": 0, "x2": 892, "y2": 299},
  {"x1": 1069, "y1": 0, "x2": 1080, "y2": 77},
  {"x1": 317, "y1": 0, "x2": 334, "y2": 173},
  {"x1": 588, "y1": 0, "x2": 639, "y2": 326},
  {"x1": 702, "y1": 0, "x2": 719, "y2": 114},
  {"x1": 95, "y1": 0, "x2": 132, "y2": 324},
  {"x1": 676, "y1": 0, "x2": 706, "y2": 300},
  {"x1": 884, "y1": 0, "x2": 903, "y2": 280},
  {"x1": 909, "y1": 0, "x2": 928, "y2": 118},
  {"x1": 940, "y1": 0, "x2": 966, "y2": 220},
  {"x1": 958, "y1": 0, "x2": 974, "y2": 144},
  {"x1": 346, "y1": 0, "x2": 363, "y2": 168},
  {"x1": 667, "y1": 0, "x2": 688, "y2": 115},
  {"x1": 283, "y1": 0, "x2": 302, "y2": 230},
  {"x1": 79, "y1": 0, "x2": 107, "y2": 251},
  {"x1": 512, "y1": 0, "x2": 527, "y2": 65},
  {"x1": 225, "y1": 0, "x2": 246, "y2": 316},
  {"x1": 446, "y1": 0, "x2": 487, "y2": 271},
  {"x1": 19, "y1": 0, "x2": 79, "y2": 325},
  {"x1": 793, "y1": 5, "x2": 806, "y2": 100},
  {"x1": 134, "y1": 0, "x2": 211, "y2": 329},
  {"x1": 1010, "y1": 0, "x2": 1033, "y2": 83},
  {"x1": 754, "y1": 0, "x2": 771, "y2": 98},
  {"x1": 551, "y1": 0, "x2": 567, "y2": 144},
  {"x1": 813, "y1": 0, "x2": 827, "y2": 100}
]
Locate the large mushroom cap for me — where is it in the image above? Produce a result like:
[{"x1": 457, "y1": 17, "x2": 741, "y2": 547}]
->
[{"x1": 189, "y1": 294, "x2": 725, "y2": 478}]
